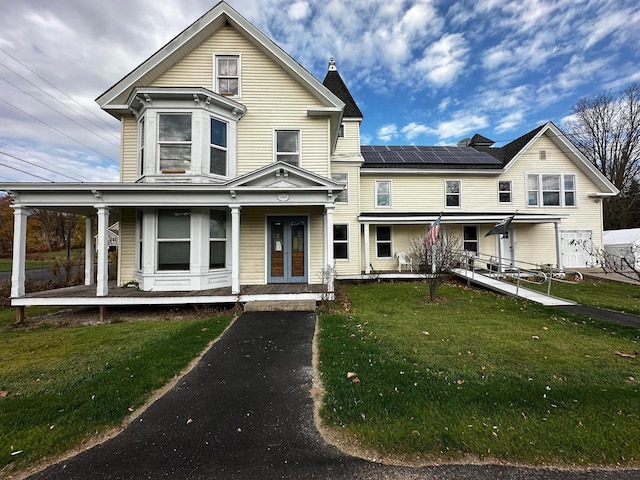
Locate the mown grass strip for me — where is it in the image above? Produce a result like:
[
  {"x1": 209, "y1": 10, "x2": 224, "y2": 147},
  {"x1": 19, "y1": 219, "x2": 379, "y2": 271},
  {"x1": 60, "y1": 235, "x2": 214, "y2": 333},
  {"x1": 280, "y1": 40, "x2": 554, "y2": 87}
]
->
[
  {"x1": 0, "y1": 313, "x2": 232, "y2": 474},
  {"x1": 318, "y1": 282, "x2": 640, "y2": 466}
]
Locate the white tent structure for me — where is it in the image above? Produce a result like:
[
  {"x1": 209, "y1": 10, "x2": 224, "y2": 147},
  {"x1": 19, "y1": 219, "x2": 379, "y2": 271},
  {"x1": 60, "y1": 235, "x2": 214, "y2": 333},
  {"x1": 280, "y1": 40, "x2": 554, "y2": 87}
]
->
[{"x1": 603, "y1": 228, "x2": 640, "y2": 270}]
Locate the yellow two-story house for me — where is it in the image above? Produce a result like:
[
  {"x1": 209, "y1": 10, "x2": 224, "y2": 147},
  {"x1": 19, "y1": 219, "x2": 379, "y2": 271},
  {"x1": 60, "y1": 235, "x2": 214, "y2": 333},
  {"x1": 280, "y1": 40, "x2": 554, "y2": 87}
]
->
[{"x1": 2, "y1": 1, "x2": 618, "y2": 310}]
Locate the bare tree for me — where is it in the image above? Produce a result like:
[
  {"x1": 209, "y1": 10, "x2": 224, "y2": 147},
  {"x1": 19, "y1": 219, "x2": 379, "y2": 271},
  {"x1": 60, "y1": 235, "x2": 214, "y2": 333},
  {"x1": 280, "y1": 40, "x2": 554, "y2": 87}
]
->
[
  {"x1": 572, "y1": 237, "x2": 640, "y2": 283},
  {"x1": 563, "y1": 83, "x2": 640, "y2": 229},
  {"x1": 408, "y1": 232, "x2": 462, "y2": 302}
]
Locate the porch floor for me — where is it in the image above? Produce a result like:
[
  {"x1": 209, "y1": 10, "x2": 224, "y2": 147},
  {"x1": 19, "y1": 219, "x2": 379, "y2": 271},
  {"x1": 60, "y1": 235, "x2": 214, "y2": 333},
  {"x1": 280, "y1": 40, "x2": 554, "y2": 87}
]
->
[{"x1": 12, "y1": 282, "x2": 327, "y2": 307}]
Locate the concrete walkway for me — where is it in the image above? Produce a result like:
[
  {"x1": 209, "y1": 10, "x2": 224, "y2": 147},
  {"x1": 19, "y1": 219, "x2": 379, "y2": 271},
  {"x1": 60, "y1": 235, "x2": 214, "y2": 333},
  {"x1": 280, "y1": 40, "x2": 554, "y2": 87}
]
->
[{"x1": 25, "y1": 312, "x2": 639, "y2": 480}]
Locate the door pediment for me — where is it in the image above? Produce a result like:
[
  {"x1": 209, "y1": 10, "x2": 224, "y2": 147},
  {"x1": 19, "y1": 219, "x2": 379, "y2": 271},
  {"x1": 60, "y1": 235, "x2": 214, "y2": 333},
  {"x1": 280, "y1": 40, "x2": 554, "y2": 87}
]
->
[{"x1": 225, "y1": 162, "x2": 341, "y2": 190}]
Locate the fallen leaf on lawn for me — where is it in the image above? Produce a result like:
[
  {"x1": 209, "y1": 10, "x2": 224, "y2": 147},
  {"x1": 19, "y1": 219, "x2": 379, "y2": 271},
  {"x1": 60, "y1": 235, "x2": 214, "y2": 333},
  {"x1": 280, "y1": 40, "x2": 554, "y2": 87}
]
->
[
  {"x1": 352, "y1": 377, "x2": 361, "y2": 384},
  {"x1": 186, "y1": 418, "x2": 193, "y2": 424},
  {"x1": 615, "y1": 351, "x2": 636, "y2": 358},
  {"x1": 0, "y1": 391, "x2": 9, "y2": 398},
  {"x1": 532, "y1": 336, "x2": 540, "y2": 340},
  {"x1": 201, "y1": 327, "x2": 209, "y2": 332},
  {"x1": 346, "y1": 372, "x2": 357, "y2": 379}
]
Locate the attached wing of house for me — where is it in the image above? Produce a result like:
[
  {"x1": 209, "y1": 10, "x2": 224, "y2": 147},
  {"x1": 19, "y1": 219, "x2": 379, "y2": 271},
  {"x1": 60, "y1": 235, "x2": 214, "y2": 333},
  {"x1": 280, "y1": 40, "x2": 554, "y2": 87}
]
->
[{"x1": 0, "y1": 1, "x2": 619, "y2": 309}]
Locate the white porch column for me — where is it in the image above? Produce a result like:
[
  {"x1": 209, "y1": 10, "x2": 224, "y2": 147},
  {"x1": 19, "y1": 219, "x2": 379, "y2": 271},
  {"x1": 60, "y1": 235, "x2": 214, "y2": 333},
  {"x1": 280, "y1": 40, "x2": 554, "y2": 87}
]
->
[
  {"x1": 364, "y1": 223, "x2": 371, "y2": 274},
  {"x1": 555, "y1": 221, "x2": 563, "y2": 270},
  {"x1": 10, "y1": 206, "x2": 30, "y2": 298},
  {"x1": 230, "y1": 205, "x2": 241, "y2": 295},
  {"x1": 324, "y1": 204, "x2": 335, "y2": 292},
  {"x1": 84, "y1": 217, "x2": 95, "y2": 285},
  {"x1": 95, "y1": 206, "x2": 110, "y2": 297}
]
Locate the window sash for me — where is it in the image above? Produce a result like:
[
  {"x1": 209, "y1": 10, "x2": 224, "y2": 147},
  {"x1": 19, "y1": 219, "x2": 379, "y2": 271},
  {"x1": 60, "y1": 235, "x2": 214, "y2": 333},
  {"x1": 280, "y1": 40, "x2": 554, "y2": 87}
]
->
[
  {"x1": 376, "y1": 226, "x2": 392, "y2": 258},
  {"x1": 333, "y1": 224, "x2": 348, "y2": 260},
  {"x1": 498, "y1": 180, "x2": 512, "y2": 203},
  {"x1": 446, "y1": 180, "x2": 461, "y2": 207},
  {"x1": 527, "y1": 174, "x2": 576, "y2": 207},
  {"x1": 463, "y1": 226, "x2": 478, "y2": 252},
  {"x1": 158, "y1": 114, "x2": 191, "y2": 173},
  {"x1": 332, "y1": 173, "x2": 348, "y2": 203},
  {"x1": 210, "y1": 118, "x2": 228, "y2": 176},
  {"x1": 376, "y1": 181, "x2": 391, "y2": 207},
  {"x1": 216, "y1": 56, "x2": 239, "y2": 96},
  {"x1": 276, "y1": 130, "x2": 300, "y2": 165}
]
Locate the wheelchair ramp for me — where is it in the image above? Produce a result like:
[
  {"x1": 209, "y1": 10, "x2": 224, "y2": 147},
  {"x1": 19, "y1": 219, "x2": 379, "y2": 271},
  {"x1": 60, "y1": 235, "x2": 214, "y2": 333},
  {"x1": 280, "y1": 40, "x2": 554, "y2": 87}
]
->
[{"x1": 451, "y1": 268, "x2": 576, "y2": 306}]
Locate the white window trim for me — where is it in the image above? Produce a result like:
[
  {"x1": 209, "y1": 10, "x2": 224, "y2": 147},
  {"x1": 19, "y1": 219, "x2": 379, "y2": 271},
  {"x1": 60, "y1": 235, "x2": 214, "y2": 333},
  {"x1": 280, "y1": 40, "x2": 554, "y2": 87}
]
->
[
  {"x1": 526, "y1": 173, "x2": 578, "y2": 208},
  {"x1": 333, "y1": 223, "x2": 349, "y2": 261},
  {"x1": 209, "y1": 115, "x2": 229, "y2": 178},
  {"x1": 138, "y1": 116, "x2": 146, "y2": 178},
  {"x1": 498, "y1": 179, "x2": 512, "y2": 204},
  {"x1": 273, "y1": 129, "x2": 302, "y2": 166},
  {"x1": 156, "y1": 208, "x2": 192, "y2": 272},
  {"x1": 375, "y1": 180, "x2": 392, "y2": 208},
  {"x1": 445, "y1": 179, "x2": 461, "y2": 208},
  {"x1": 157, "y1": 112, "x2": 193, "y2": 174},
  {"x1": 375, "y1": 225, "x2": 393, "y2": 259},
  {"x1": 213, "y1": 53, "x2": 242, "y2": 98},
  {"x1": 332, "y1": 172, "x2": 349, "y2": 204}
]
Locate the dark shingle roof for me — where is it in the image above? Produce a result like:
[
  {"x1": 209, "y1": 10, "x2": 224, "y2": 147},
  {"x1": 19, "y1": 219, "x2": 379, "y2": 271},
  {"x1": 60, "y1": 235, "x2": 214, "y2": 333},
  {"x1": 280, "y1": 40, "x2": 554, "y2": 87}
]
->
[
  {"x1": 361, "y1": 145, "x2": 503, "y2": 170},
  {"x1": 471, "y1": 124, "x2": 546, "y2": 166},
  {"x1": 322, "y1": 70, "x2": 363, "y2": 119}
]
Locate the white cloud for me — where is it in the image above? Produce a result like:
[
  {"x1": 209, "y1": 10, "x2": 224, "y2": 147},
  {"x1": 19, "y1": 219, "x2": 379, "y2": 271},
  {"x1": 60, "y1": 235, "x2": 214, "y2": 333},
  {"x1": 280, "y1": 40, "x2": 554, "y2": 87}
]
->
[
  {"x1": 377, "y1": 124, "x2": 399, "y2": 142},
  {"x1": 401, "y1": 122, "x2": 432, "y2": 140},
  {"x1": 429, "y1": 114, "x2": 489, "y2": 141},
  {"x1": 416, "y1": 33, "x2": 469, "y2": 86},
  {"x1": 288, "y1": 1, "x2": 311, "y2": 21}
]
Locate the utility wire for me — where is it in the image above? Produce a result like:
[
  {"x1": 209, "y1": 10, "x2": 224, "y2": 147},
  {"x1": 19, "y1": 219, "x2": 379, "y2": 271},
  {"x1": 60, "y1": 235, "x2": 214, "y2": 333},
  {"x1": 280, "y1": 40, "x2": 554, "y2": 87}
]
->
[
  {"x1": 0, "y1": 47, "x2": 120, "y2": 137},
  {"x1": 0, "y1": 150, "x2": 85, "y2": 182},
  {"x1": 0, "y1": 161, "x2": 53, "y2": 182},
  {"x1": 0, "y1": 140, "x2": 91, "y2": 181},
  {"x1": 0, "y1": 74, "x2": 120, "y2": 148},
  {"x1": 0, "y1": 96, "x2": 118, "y2": 165}
]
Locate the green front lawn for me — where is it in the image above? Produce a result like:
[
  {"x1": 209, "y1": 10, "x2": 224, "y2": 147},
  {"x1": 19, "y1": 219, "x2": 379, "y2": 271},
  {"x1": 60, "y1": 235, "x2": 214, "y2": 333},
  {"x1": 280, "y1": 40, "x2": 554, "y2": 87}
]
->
[
  {"x1": 0, "y1": 307, "x2": 233, "y2": 476},
  {"x1": 318, "y1": 282, "x2": 640, "y2": 466}
]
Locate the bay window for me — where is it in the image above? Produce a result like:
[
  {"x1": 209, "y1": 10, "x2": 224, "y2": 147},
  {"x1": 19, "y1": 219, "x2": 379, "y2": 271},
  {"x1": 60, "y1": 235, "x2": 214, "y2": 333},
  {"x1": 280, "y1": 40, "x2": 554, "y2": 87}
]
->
[
  {"x1": 158, "y1": 114, "x2": 192, "y2": 173},
  {"x1": 157, "y1": 209, "x2": 191, "y2": 271},
  {"x1": 209, "y1": 210, "x2": 227, "y2": 269},
  {"x1": 210, "y1": 117, "x2": 228, "y2": 176}
]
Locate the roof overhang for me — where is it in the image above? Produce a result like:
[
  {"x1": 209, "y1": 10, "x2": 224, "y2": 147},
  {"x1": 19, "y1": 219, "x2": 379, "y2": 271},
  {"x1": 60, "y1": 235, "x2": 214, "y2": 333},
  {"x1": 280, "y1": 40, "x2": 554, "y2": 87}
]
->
[{"x1": 358, "y1": 212, "x2": 568, "y2": 225}]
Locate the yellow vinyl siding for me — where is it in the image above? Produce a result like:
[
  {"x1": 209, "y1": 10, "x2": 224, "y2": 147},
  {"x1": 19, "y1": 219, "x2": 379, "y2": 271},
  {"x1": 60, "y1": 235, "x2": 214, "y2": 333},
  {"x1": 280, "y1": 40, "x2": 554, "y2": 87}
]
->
[
  {"x1": 150, "y1": 26, "x2": 330, "y2": 178},
  {"x1": 332, "y1": 163, "x2": 362, "y2": 275},
  {"x1": 334, "y1": 121, "x2": 360, "y2": 156},
  {"x1": 118, "y1": 209, "x2": 136, "y2": 284},
  {"x1": 121, "y1": 116, "x2": 138, "y2": 182}
]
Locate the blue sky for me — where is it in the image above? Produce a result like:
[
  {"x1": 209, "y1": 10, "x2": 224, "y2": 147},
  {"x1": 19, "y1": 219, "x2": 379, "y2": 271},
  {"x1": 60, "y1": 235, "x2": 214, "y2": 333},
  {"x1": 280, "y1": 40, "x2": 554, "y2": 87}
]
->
[{"x1": 0, "y1": 0, "x2": 639, "y2": 183}]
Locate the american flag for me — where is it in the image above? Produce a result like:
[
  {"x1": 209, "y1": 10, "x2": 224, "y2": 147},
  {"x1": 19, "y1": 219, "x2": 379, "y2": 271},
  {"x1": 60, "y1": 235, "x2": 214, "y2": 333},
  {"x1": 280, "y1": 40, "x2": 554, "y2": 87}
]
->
[{"x1": 426, "y1": 215, "x2": 441, "y2": 246}]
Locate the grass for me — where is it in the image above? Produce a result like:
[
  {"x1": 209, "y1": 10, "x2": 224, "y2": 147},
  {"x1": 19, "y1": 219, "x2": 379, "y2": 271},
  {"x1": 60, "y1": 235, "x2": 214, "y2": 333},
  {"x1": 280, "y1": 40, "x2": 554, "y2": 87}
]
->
[
  {"x1": 528, "y1": 278, "x2": 640, "y2": 316},
  {"x1": 318, "y1": 281, "x2": 640, "y2": 467},
  {"x1": 0, "y1": 306, "x2": 233, "y2": 476}
]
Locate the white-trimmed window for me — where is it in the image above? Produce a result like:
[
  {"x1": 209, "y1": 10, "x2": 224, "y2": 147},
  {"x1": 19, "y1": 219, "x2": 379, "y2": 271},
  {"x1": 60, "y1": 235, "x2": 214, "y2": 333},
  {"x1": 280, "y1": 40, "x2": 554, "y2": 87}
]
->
[
  {"x1": 333, "y1": 224, "x2": 349, "y2": 260},
  {"x1": 209, "y1": 210, "x2": 227, "y2": 269},
  {"x1": 332, "y1": 172, "x2": 348, "y2": 203},
  {"x1": 157, "y1": 209, "x2": 191, "y2": 271},
  {"x1": 446, "y1": 180, "x2": 461, "y2": 207},
  {"x1": 527, "y1": 174, "x2": 576, "y2": 207},
  {"x1": 375, "y1": 180, "x2": 391, "y2": 207},
  {"x1": 275, "y1": 130, "x2": 300, "y2": 165},
  {"x1": 376, "y1": 226, "x2": 392, "y2": 258},
  {"x1": 138, "y1": 117, "x2": 145, "y2": 176},
  {"x1": 498, "y1": 180, "x2": 512, "y2": 204},
  {"x1": 210, "y1": 117, "x2": 227, "y2": 176},
  {"x1": 338, "y1": 124, "x2": 345, "y2": 138},
  {"x1": 215, "y1": 55, "x2": 240, "y2": 97},
  {"x1": 463, "y1": 226, "x2": 478, "y2": 253},
  {"x1": 158, "y1": 114, "x2": 192, "y2": 174}
]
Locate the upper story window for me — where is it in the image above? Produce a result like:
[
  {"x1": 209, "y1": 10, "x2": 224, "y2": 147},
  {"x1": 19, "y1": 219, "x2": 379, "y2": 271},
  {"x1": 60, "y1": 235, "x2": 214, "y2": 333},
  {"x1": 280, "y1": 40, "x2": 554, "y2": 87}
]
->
[
  {"x1": 445, "y1": 180, "x2": 461, "y2": 207},
  {"x1": 158, "y1": 114, "x2": 192, "y2": 174},
  {"x1": 215, "y1": 55, "x2": 240, "y2": 97},
  {"x1": 375, "y1": 180, "x2": 391, "y2": 207},
  {"x1": 332, "y1": 172, "x2": 348, "y2": 203},
  {"x1": 338, "y1": 124, "x2": 345, "y2": 138},
  {"x1": 210, "y1": 117, "x2": 228, "y2": 176},
  {"x1": 498, "y1": 180, "x2": 512, "y2": 204},
  {"x1": 527, "y1": 173, "x2": 576, "y2": 207},
  {"x1": 275, "y1": 130, "x2": 300, "y2": 165},
  {"x1": 138, "y1": 117, "x2": 145, "y2": 175}
]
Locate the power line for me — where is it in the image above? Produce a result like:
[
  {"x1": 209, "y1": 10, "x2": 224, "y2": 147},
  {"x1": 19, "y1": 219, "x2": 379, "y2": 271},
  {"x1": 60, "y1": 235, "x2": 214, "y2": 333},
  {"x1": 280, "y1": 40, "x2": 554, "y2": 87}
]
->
[
  {"x1": 0, "y1": 96, "x2": 118, "y2": 165},
  {"x1": 0, "y1": 150, "x2": 85, "y2": 182},
  {"x1": 0, "y1": 161, "x2": 53, "y2": 182},
  {"x1": 0, "y1": 74, "x2": 120, "y2": 149},
  {"x1": 0, "y1": 47, "x2": 120, "y2": 137}
]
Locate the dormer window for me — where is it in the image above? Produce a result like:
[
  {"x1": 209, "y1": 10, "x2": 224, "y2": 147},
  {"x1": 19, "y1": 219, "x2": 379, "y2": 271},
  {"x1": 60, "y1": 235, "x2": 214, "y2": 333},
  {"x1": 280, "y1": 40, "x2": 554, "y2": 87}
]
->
[
  {"x1": 159, "y1": 114, "x2": 192, "y2": 174},
  {"x1": 215, "y1": 55, "x2": 240, "y2": 97}
]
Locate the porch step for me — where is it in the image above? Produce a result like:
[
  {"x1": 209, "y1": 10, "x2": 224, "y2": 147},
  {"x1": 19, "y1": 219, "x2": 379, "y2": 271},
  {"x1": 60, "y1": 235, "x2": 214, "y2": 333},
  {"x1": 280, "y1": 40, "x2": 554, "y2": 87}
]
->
[{"x1": 243, "y1": 300, "x2": 317, "y2": 312}]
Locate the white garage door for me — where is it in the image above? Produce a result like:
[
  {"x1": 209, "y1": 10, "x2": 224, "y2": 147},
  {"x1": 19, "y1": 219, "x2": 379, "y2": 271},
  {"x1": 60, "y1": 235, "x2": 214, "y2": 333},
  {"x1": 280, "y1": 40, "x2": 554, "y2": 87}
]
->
[{"x1": 561, "y1": 230, "x2": 593, "y2": 268}]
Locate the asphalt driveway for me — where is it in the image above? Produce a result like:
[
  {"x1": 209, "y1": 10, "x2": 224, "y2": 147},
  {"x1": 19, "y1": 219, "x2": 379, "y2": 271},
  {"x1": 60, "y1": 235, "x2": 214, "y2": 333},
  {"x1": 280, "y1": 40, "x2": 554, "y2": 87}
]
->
[{"x1": 26, "y1": 311, "x2": 639, "y2": 480}]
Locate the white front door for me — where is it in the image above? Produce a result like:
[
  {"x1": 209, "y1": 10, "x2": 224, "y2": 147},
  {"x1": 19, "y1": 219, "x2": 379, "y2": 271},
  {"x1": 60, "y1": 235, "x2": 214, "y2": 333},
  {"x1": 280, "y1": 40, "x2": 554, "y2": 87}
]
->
[
  {"x1": 499, "y1": 229, "x2": 515, "y2": 268},
  {"x1": 561, "y1": 230, "x2": 593, "y2": 268}
]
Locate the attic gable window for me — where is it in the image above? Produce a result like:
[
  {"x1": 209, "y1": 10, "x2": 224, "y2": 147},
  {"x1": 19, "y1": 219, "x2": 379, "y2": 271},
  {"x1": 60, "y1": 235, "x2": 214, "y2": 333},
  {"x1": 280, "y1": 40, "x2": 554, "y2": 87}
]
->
[{"x1": 215, "y1": 55, "x2": 240, "y2": 97}]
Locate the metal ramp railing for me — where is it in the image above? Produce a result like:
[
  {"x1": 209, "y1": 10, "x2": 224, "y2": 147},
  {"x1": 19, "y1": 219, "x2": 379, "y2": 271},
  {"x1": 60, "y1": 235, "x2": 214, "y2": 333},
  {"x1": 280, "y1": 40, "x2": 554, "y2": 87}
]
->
[{"x1": 450, "y1": 251, "x2": 580, "y2": 306}]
